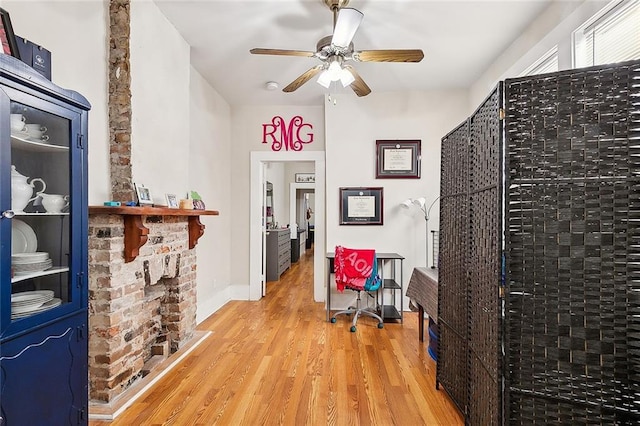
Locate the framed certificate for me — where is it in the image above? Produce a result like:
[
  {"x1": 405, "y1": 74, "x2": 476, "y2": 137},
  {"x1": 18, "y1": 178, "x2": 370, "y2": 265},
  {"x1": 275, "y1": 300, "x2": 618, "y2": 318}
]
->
[
  {"x1": 375, "y1": 140, "x2": 421, "y2": 178},
  {"x1": 0, "y1": 8, "x2": 20, "y2": 59},
  {"x1": 339, "y1": 187, "x2": 383, "y2": 225}
]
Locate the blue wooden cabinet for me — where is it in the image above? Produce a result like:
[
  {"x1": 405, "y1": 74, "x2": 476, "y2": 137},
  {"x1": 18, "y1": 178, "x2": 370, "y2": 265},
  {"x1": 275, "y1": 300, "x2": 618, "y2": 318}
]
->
[{"x1": 0, "y1": 55, "x2": 90, "y2": 425}]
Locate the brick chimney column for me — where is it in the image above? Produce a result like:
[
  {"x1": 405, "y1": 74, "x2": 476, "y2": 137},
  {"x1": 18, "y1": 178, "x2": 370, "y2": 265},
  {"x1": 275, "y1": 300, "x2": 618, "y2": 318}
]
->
[{"x1": 109, "y1": 0, "x2": 134, "y2": 202}]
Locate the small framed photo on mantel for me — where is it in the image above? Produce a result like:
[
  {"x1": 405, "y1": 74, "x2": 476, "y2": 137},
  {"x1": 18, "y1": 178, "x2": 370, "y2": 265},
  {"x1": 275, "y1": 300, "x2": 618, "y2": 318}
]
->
[
  {"x1": 375, "y1": 140, "x2": 421, "y2": 179},
  {"x1": 134, "y1": 183, "x2": 153, "y2": 206},
  {"x1": 165, "y1": 193, "x2": 178, "y2": 208}
]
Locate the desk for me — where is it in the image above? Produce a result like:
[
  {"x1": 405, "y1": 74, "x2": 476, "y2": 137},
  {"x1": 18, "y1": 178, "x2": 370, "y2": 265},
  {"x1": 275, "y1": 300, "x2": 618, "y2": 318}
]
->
[
  {"x1": 326, "y1": 252, "x2": 404, "y2": 322},
  {"x1": 406, "y1": 267, "x2": 438, "y2": 342}
]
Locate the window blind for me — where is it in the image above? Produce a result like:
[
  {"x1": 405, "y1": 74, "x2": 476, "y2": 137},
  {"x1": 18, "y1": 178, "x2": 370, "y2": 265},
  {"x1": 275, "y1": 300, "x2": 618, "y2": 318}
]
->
[{"x1": 574, "y1": 0, "x2": 640, "y2": 67}]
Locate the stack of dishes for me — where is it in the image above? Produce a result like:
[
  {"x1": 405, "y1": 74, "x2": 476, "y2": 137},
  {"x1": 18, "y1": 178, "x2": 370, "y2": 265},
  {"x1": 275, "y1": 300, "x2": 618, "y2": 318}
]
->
[
  {"x1": 11, "y1": 290, "x2": 61, "y2": 319},
  {"x1": 11, "y1": 252, "x2": 52, "y2": 275},
  {"x1": 12, "y1": 219, "x2": 38, "y2": 254},
  {"x1": 11, "y1": 129, "x2": 30, "y2": 140}
]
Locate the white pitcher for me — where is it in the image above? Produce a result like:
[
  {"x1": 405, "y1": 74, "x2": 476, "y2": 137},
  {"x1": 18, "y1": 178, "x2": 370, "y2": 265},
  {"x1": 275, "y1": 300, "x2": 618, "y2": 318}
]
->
[
  {"x1": 11, "y1": 165, "x2": 46, "y2": 213},
  {"x1": 39, "y1": 193, "x2": 70, "y2": 213}
]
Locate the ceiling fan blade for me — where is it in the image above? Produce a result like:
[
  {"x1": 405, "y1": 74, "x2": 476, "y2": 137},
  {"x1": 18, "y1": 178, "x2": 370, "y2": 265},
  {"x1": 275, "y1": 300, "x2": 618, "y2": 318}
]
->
[
  {"x1": 283, "y1": 65, "x2": 323, "y2": 93},
  {"x1": 250, "y1": 48, "x2": 316, "y2": 58},
  {"x1": 331, "y1": 8, "x2": 363, "y2": 48},
  {"x1": 354, "y1": 49, "x2": 424, "y2": 63},
  {"x1": 344, "y1": 65, "x2": 371, "y2": 97}
]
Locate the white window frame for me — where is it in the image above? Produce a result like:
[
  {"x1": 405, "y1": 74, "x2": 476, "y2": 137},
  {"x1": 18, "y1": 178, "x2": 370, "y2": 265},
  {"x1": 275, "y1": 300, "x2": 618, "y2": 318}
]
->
[
  {"x1": 572, "y1": 0, "x2": 640, "y2": 68},
  {"x1": 520, "y1": 46, "x2": 559, "y2": 77}
]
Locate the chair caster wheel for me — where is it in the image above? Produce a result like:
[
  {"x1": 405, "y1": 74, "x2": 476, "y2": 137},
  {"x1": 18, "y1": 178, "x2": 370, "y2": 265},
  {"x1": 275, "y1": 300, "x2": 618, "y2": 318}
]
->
[
  {"x1": 331, "y1": 318, "x2": 337, "y2": 323},
  {"x1": 350, "y1": 326, "x2": 357, "y2": 332},
  {"x1": 377, "y1": 323, "x2": 384, "y2": 329}
]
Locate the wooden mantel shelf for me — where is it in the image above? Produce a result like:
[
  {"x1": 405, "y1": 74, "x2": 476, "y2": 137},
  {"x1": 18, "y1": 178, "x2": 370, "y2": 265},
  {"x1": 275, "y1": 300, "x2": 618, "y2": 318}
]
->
[{"x1": 89, "y1": 206, "x2": 219, "y2": 262}]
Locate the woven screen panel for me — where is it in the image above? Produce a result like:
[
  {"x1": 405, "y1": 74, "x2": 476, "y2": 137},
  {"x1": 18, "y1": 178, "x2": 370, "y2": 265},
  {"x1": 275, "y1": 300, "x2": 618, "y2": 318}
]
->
[
  {"x1": 438, "y1": 120, "x2": 470, "y2": 413},
  {"x1": 508, "y1": 392, "x2": 627, "y2": 424},
  {"x1": 505, "y1": 60, "x2": 640, "y2": 424},
  {"x1": 441, "y1": 120, "x2": 470, "y2": 197},
  {"x1": 467, "y1": 85, "x2": 502, "y2": 426},
  {"x1": 439, "y1": 196, "x2": 470, "y2": 335},
  {"x1": 470, "y1": 87, "x2": 502, "y2": 193}
]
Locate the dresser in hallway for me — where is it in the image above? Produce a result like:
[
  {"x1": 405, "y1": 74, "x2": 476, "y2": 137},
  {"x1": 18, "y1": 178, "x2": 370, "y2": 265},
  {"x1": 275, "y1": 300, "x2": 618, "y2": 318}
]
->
[{"x1": 265, "y1": 228, "x2": 290, "y2": 281}]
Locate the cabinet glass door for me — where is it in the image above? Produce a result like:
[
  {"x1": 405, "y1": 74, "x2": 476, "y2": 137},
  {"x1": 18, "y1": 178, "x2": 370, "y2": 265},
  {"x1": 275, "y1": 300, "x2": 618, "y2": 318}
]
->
[{"x1": 2, "y1": 93, "x2": 82, "y2": 335}]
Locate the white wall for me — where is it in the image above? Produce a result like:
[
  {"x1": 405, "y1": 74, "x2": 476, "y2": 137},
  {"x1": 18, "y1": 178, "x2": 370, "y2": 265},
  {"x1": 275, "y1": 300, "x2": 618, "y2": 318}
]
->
[
  {"x1": 3, "y1": 0, "x2": 111, "y2": 205},
  {"x1": 189, "y1": 67, "x2": 232, "y2": 323},
  {"x1": 230, "y1": 105, "x2": 325, "y2": 294},
  {"x1": 470, "y1": 0, "x2": 609, "y2": 108},
  {"x1": 130, "y1": 1, "x2": 233, "y2": 322},
  {"x1": 325, "y1": 90, "x2": 468, "y2": 309},
  {"x1": 130, "y1": 0, "x2": 190, "y2": 201}
]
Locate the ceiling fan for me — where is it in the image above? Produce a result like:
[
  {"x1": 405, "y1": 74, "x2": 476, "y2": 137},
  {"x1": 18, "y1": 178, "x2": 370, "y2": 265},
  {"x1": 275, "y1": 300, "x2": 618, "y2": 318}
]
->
[{"x1": 250, "y1": 0, "x2": 424, "y2": 97}]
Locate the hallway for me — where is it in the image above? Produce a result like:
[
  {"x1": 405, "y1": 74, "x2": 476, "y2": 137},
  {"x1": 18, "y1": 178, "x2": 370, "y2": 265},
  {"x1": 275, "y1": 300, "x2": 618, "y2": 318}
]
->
[{"x1": 91, "y1": 248, "x2": 463, "y2": 425}]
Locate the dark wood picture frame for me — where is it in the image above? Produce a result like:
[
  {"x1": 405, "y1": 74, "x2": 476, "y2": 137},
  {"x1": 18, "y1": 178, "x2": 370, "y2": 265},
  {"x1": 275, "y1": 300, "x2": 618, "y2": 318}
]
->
[
  {"x1": 375, "y1": 140, "x2": 421, "y2": 178},
  {"x1": 295, "y1": 173, "x2": 315, "y2": 183},
  {"x1": 0, "y1": 8, "x2": 20, "y2": 59},
  {"x1": 339, "y1": 187, "x2": 383, "y2": 225}
]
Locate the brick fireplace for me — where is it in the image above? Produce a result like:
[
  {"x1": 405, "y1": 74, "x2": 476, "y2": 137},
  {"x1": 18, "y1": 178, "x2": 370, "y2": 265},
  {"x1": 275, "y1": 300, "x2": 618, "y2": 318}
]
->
[{"x1": 87, "y1": 211, "x2": 207, "y2": 404}]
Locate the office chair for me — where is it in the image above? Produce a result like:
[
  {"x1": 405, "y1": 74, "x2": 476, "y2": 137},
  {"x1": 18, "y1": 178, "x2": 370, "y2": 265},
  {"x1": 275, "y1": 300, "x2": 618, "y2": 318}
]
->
[{"x1": 330, "y1": 246, "x2": 384, "y2": 332}]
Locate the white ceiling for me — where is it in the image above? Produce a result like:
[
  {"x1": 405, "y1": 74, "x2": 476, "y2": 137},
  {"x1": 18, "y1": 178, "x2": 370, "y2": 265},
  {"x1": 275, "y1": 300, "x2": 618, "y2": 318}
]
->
[{"x1": 154, "y1": 0, "x2": 558, "y2": 107}]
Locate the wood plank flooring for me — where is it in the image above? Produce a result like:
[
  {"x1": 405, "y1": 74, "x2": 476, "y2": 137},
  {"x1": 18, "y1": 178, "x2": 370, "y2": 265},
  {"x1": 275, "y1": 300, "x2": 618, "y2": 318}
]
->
[{"x1": 90, "y1": 247, "x2": 463, "y2": 425}]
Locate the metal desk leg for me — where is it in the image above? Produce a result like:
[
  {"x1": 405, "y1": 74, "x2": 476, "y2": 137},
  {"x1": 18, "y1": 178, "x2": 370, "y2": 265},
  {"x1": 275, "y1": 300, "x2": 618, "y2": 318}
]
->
[
  {"x1": 400, "y1": 259, "x2": 403, "y2": 323},
  {"x1": 326, "y1": 258, "x2": 331, "y2": 322},
  {"x1": 379, "y1": 259, "x2": 385, "y2": 322},
  {"x1": 418, "y1": 304, "x2": 424, "y2": 341}
]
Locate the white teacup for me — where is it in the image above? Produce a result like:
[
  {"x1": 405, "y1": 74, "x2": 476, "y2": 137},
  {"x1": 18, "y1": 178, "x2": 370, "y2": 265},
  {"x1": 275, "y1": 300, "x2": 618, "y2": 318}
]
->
[
  {"x1": 10, "y1": 114, "x2": 26, "y2": 132},
  {"x1": 39, "y1": 193, "x2": 69, "y2": 213},
  {"x1": 30, "y1": 134, "x2": 50, "y2": 142},
  {"x1": 25, "y1": 124, "x2": 48, "y2": 140},
  {"x1": 25, "y1": 123, "x2": 47, "y2": 138}
]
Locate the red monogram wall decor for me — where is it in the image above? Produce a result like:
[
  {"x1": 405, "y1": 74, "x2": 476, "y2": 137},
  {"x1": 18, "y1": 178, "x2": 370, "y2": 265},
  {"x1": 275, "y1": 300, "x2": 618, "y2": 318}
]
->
[{"x1": 262, "y1": 115, "x2": 314, "y2": 151}]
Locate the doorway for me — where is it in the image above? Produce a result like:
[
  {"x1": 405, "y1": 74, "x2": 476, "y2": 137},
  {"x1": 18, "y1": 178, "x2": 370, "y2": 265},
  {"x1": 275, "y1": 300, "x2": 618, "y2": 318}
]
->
[
  {"x1": 289, "y1": 183, "x2": 315, "y2": 257},
  {"x1": 249, "y1": 151, "x2": 326, "y2": 302}
]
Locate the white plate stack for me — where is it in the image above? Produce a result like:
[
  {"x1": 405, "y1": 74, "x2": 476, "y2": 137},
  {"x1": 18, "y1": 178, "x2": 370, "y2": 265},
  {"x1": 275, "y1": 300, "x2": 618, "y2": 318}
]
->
[
  {"x1": 11, "y1": 252, "x2": 52, "y2": 275},
  {"x1": 11, "y1": 290, "x2": 61, "y2": 319}
]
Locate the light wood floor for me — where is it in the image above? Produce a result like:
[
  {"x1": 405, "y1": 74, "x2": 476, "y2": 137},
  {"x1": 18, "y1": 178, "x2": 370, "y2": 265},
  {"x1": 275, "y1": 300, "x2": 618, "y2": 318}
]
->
[{"x1": 90, "y1": 247, "x2": 463, "y2": 425}]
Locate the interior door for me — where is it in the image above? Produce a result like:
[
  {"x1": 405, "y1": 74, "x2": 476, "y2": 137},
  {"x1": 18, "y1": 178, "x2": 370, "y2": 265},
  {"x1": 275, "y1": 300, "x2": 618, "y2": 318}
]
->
[{"x1": 261, "y1": 164, "x2": 267, "y2": 297}]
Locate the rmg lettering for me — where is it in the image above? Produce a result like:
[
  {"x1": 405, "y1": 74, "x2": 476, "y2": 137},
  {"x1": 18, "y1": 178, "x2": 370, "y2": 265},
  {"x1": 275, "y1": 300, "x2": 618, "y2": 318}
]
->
[{"x1": 262, "y1": 115, "x2": 313, "y2": 151}]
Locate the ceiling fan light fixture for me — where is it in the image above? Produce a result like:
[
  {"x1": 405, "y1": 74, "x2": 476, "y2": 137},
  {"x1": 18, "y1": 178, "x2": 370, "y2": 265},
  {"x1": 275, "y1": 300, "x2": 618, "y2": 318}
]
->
[
  {"x1": 339, "y1": 68, "x2": 355, "y2": 87},
  {"x1": 317, "y1": 70, "x2": 332, "y2": 88},
  {"x1": 327, "y1": 59, "x2": 342, "y2": 80}
]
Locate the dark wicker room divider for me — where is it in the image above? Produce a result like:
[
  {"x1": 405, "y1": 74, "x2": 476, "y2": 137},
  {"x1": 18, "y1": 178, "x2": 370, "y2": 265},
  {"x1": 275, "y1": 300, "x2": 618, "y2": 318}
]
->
[
  {"x1": 438, "y1": 119, "x2": 470, "y2": 416},
  {"x1": 468, "y1": 87, "x2": 503, "y2": 425},
  {"x1": 437, "y1": 59, "x2": 640, "y2": 425},
  {"x1": 504, "y1": 61, "x2": 640, "y2": 424},
  {"x1": 438, "y1": 87, "x2": 503, "y2": 423}
]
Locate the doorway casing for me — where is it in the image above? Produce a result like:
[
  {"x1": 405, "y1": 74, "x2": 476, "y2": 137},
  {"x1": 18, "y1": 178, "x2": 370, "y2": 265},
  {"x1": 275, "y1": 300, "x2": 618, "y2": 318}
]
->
[
  {"x1": 289, "y1": 182, "x2": 314, "y2": 234},
  {"x1": 250, "y1": 151, "x2": 326, "y2": 302}
]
